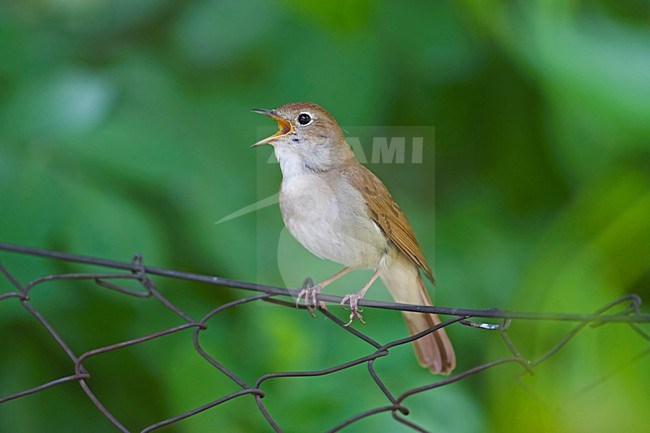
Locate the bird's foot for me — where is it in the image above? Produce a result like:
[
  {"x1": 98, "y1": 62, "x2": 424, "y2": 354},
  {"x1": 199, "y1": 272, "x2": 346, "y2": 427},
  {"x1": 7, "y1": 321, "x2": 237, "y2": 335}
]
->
[
  {"x1": 340, "y1": 292, "x2": 365, "y2": 326},
  {"x1": 296, "y1": 278, "x2": 326, "y2": 317}
]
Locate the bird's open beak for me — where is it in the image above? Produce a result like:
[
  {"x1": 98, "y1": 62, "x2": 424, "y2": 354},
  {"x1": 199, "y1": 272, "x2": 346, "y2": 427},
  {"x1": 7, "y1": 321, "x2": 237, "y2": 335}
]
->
[{"x1": 251, "y1": 109, "x2": 294, "y2": 147}]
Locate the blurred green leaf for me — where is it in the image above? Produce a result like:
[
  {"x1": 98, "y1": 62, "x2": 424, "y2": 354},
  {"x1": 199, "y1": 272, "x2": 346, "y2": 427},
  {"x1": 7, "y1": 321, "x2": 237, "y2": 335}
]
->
[{"x1": 174, "y1": 0, "x2": 280, "y2": 68}]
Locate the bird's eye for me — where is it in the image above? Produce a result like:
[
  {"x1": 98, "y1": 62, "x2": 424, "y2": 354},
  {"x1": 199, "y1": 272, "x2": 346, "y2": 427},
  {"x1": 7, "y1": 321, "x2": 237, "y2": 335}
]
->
[{"x1": 297, "y1": 113, "x2": 312, "y2": 125}]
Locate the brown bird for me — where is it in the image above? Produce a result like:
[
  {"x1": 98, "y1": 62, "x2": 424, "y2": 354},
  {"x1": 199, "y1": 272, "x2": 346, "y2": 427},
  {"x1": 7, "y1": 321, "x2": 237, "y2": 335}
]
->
[{"x1": 252, "y1": 102, "x2": 455, "y2": 374}]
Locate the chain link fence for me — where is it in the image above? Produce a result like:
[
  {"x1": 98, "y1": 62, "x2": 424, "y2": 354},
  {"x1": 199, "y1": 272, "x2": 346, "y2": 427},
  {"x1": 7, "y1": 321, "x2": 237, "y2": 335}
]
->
[{"x1": 1, "y1": 242, "x2": 648, "y2": 432}]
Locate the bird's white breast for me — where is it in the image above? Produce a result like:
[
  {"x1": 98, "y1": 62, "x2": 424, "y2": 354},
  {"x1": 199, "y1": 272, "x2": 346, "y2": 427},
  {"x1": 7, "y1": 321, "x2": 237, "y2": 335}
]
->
[{"x1": 276, "y1": 149, "x2": 387, "y2": 269}]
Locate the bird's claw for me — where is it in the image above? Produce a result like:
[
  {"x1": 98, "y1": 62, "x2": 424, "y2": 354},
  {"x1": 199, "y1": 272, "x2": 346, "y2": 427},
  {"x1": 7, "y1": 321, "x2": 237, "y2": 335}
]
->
[
  {"x1": 296, "y1": 283, "x2": 325, "y2": 317},
  {"x1": 341, "y1": 293, "x2": 365, "y2": 326}
]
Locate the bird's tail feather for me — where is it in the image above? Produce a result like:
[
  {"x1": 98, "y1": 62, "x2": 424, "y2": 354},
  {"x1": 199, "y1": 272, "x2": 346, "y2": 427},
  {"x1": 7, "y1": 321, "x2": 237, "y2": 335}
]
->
[{"x1": 380, "y1": 254, "x2": 455, "y2": 375}]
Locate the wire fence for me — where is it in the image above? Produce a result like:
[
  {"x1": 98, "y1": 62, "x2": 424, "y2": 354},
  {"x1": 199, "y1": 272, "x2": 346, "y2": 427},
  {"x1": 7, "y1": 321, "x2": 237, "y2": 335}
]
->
[{"x1": 0, "y1": 242, "x2": 649, "y2": 432}]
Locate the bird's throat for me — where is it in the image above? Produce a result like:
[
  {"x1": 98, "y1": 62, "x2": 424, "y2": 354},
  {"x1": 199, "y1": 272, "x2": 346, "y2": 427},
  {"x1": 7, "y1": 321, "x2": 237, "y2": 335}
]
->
[{"x1": 275, "y1": 145, "x2": 336, "y2": 178}]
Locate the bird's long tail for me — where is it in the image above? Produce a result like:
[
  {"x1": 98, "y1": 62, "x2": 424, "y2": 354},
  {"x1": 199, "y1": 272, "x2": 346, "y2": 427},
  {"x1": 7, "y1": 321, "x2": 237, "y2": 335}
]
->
[{"x1": 380, "y1": 253, "x2": 455, "y2": 375}]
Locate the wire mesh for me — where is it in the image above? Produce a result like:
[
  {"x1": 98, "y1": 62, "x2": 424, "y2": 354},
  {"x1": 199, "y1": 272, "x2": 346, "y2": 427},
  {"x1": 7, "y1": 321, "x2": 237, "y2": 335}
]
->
[{"x1": 1, "y1": 242, "x2": 649, "y2": 432}]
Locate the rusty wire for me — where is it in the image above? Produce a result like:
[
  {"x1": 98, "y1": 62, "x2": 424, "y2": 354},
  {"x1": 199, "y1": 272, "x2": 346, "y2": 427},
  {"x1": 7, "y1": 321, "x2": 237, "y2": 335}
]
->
[{"x1": 0, "y1": 242, "x2": 649, "y2": 432}]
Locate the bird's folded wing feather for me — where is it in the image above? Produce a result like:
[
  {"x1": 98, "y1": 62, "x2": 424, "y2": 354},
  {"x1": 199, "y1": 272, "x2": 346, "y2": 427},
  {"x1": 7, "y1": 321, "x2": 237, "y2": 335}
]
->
[{"x1": 345, "y1": 164, "x2": 434, "y2": 283}]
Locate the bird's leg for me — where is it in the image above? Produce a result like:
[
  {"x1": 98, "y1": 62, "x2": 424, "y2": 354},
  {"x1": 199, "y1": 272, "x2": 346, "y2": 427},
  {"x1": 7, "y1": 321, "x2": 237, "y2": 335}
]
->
[
  {"x1": 296, "y1": 267, "x2": 353, "y2": 315},
  {"x1": 341, "y1": 268, "x2": 381, "y2": 326}
]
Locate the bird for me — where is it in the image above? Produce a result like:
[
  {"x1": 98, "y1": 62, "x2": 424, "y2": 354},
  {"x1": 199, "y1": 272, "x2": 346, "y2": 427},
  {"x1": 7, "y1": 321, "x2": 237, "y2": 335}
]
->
[{"x1": 251, "y1": 102, "x2": 455, "y2": 375}]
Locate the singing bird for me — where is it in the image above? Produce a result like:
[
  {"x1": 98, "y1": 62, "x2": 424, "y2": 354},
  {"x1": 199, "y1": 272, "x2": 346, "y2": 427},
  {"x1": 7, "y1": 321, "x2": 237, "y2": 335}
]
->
[{"x1": 251, "y1": 102, "x2": 455, "y2": 374}]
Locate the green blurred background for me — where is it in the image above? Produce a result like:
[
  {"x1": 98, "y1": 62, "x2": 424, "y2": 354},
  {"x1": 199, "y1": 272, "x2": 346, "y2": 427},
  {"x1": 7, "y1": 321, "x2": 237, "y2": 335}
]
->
[{"x1": 1, "y1": 0, "x2": 649, "y2": 432}]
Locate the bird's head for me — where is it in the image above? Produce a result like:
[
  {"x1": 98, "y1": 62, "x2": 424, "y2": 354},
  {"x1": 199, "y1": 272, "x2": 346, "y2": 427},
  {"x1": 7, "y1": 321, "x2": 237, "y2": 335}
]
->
[{"x1": 251, "y1": 102, "x2": 354, "y2": 172}]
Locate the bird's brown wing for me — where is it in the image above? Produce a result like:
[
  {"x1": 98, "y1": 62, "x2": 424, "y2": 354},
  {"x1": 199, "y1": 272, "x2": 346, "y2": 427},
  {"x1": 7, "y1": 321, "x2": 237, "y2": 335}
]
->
[{"x1": 345, "y1": 163, "x2": 434, "y2": 283}]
